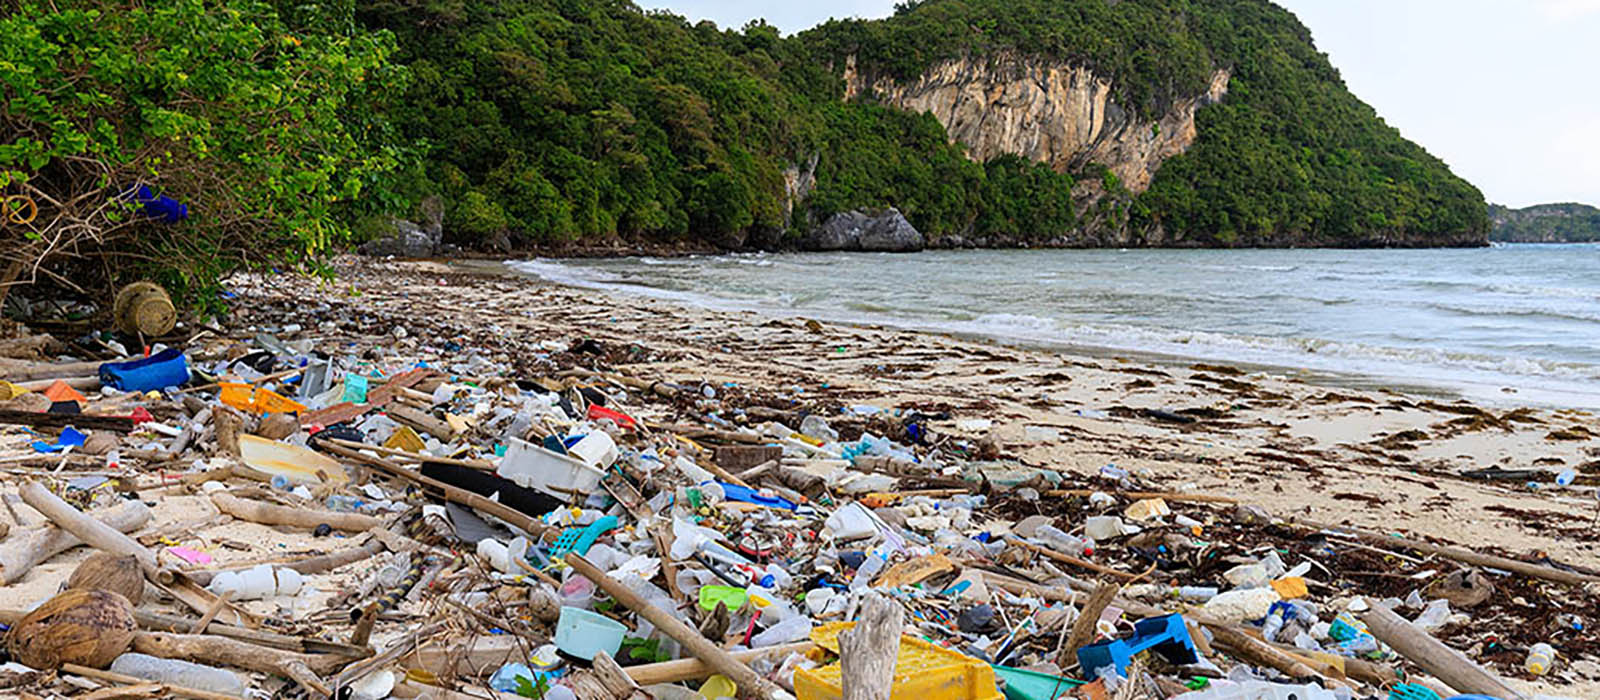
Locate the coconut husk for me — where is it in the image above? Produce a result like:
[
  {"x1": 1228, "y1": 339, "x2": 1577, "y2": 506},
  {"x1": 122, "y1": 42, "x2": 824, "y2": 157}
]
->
[
  {"x1": 66, "y1": 552, "x2": 145, "y2": 605},
  {"x1": 6, "y1": 588, "x2": 136, "y2": 669}
]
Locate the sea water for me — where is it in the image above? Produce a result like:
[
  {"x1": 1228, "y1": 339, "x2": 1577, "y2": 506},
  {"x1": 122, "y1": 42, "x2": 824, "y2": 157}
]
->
[{"x1": 509, "y1": 243, "x2": 1600, "y2": 408}]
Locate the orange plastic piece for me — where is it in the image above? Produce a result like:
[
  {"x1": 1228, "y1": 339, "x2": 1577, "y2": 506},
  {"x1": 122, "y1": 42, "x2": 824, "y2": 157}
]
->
[
  {"x1": 1270, "y1": 576, "x2": 1308, "y2": 599},
  {"x1": 219, "y1": 382, "x2": 256, "y2": 412},
  {"x1": 252, "y1": 387, "x2": 306, "y2": 415},
  {"x1": 42, "y1": 380, "x2": 87, "y2": 404},
  {"x1": 797, "y1": 622, "x2": 1002, "y2": 700}
]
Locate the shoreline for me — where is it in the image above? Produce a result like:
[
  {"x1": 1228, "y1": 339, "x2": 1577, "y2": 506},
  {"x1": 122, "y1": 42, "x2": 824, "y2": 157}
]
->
[{"x1": 488, "y1": 252, "x2": 1600, "y2": 412}]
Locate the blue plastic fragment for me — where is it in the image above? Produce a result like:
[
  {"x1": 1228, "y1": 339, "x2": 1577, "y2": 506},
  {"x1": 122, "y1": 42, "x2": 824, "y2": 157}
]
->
[
  {"x1": 717, "y1": 481, "x2": 798, "y2": 510},
  {"x1": 1076, "y1": 613, "x2": 1198, "y2": 681},
  {"x1": 100, "y1": 348, "x2": 190, "y2": 392}
]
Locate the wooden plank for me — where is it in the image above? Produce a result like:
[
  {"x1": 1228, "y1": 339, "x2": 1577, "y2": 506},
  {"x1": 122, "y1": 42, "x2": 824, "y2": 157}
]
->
[{"x1": 0, "y1": 409, "x2": 135, "y2": 432}]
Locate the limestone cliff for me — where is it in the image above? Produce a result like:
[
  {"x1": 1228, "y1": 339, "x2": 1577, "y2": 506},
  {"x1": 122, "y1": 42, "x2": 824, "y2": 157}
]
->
[{"x1": 843, "y1": 53, "x2": 1230, "y2": 195}]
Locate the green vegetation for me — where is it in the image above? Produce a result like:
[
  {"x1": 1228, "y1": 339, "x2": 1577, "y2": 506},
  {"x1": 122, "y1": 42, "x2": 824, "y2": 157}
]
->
[
  {"x1": 1489, "y1": 203, "x2": 1600, "y2": 243},
  {"x1": 1, "y1": 0, "x2": 406, "y2": 303},
  {"x1": 2, "y1": 0, "x2": 1491, "y2": 305}
]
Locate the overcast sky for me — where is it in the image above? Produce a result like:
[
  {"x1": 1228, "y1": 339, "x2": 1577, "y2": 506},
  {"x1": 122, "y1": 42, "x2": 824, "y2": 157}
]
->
[{"x1": 636, "y1": 0, "x2": 1600, "y2": 207}]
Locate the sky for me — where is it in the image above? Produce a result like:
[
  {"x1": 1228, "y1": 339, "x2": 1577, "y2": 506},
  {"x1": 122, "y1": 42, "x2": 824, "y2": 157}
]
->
[{"x1": 634, "y1": 0, "x2": 1600, "y2": 207}]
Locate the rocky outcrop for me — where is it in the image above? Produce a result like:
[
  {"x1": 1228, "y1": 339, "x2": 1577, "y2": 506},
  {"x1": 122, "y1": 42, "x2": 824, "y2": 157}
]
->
[
  {"x1": 803, "y1": 208, "x2": 924, "y2": 252},
  {"x1": 844, "y1": 54, "x2": 1229, "y2": 195},
  {"x1": 359, "y1": 196, "x2": 445, "y2": 258}
]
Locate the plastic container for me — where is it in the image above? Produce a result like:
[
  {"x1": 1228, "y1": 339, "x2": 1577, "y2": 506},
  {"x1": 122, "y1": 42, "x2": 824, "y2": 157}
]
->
[
  {"x1": 111, "y1": 653, "x2": 245, "y2": 695},
  {"x1": 99, "y1": 348, "x2": 190, "y2": 392},
  {"x1": 499, "y1": 437, "x2": 606, "y2": 499},
  {"x1": 1526, "y1": 642, "x2": 1556, "y2": 675},
  {"x1": 1172, "y1": 681, "x2": 1336, "y2": 700},
  {"x1": 699, "y1": 674, "x2": 738, "y2": 700},
  {"x1": 560, "y1": 573, "x2": 597, "y2": 610},
  {"x1": 554, "y1": 606, "x2": 628, "y2": 661},
  {"x1": 566, "y1": 431, "x2": 620, "y2": 470},
  {"x1": 207, "y1": 564, "x2": 303, "y2": 600},
  {"x1": 750, "y1": 616, "x2": 812, "y2": 647},
  {"x1": 796, "y1": 621, "x2": 1001, "y2": 700}
]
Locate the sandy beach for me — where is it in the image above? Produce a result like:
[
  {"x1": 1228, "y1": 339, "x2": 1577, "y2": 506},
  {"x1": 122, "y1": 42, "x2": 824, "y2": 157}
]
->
[{"x1": 2, "y1": 255, "x2": 1595, "y2": 697}]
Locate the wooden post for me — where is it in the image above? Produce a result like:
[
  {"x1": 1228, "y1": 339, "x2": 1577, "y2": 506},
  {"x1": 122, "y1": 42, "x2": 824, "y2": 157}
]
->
[
  {"x1": 0, "y1": 500, "x2": 150, "y2": 584},
  {"x1": 840, "y1": 592, "x2": 903, "y2": 700},
  {"x1": 565, "y1": 554, "x2": 795, "y2": 700},
  {"x1": 1359, "y1": 599, "x2": 1526, "y2": 699},
  {"x1": 210, "y1": 492, "x2": 382, "y2": 533},
  {"x1": 1061, "y1": 581, "x2": 1119, "y2": 666}
]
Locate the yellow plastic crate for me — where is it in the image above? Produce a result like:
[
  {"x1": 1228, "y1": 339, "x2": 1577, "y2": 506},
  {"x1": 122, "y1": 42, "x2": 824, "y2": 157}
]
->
[{"x1": 795, "y1": 622, "x2": 1002, "y2": 700}]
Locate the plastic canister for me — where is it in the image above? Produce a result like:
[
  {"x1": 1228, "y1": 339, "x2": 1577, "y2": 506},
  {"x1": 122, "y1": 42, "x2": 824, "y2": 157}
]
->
[
  {"x1": 1526, "y1": 642, "x2": 1556, "y2": 675},
  {"x1": 110, "y1": 654, "x2": 245, "y2": 695},
  {"x1": 554, "y1": 606, "x2": 628, "y2": 661}
]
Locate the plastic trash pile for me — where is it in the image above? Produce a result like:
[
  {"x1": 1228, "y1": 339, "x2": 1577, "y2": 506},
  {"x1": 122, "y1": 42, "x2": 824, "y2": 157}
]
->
[{"x1": 0, "y1": 274, "x2": 1593, "y2": 700}]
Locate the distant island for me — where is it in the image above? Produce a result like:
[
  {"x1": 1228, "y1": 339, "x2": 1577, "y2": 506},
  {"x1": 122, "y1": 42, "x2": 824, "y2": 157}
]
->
[{"x1": 1489, "y1": 203, "x2": 1600, "y2": 243}]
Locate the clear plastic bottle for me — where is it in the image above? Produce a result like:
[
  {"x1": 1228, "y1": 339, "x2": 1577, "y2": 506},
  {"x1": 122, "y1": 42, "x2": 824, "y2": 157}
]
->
[
  {"x1": 110, "y1": 654, "x2": 245, "y2": 695},
  {"x1": 851, "y1": 551, "x2": 886, "y2": 591},
  {"x1": 325, "y1": 494, "x2": 366, "y2": 512},
  {"x1": 1526, "y1": 642, "x2": 1556, "y2": 675},
  {"x1": 1035, "y1": 524, "x2": 1092, "y2": 556}
]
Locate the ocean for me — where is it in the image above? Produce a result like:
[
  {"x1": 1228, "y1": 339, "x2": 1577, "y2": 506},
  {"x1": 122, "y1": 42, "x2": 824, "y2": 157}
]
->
[{"x1": 508, "y1": 243, "x2": 1600, "y2": 409}]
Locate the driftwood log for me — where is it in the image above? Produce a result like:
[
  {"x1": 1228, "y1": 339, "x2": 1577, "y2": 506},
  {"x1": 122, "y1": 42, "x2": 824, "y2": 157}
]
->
[
  {"x1": 1293, "y1": 518, "x2": 1599, "y2": 585},
  {"x1": 839, "y1": 592, "x2": 903, "y2": 700},
  {"x1": 209, "y1": 492, "x2": 381, "y2": 533},
  {"x1": 623, "y1": 642, "x2": 815, "y2": 685},
  {"x1": 1061, "y1": 581, "x2": 1119, "y2": 665},
  {"x1": 1359, "y1": 599, "x2": 1526, "y2": 699},
  {"x1": 19, "y1": 482, "x2": 158, "y2": 574},
  {"x1": 0, "y1": 500, "x2": 149, "y2": 584}
]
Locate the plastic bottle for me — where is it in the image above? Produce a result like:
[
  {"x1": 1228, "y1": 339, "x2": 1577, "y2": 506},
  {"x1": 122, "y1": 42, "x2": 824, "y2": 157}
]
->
[
  {"x1": 111, "y1": 654, "x2": 245, "y2": 695},
  {"x1": 750, "y1": 616, "x2": 813, "y2": 647},
  {"x1": 1261, "y1": 606, "x2": 1287, "y2": 643},
  {"x1": 325, "y1": 494, "x2": 366, "y2": 513},
  {"x1": 851, "y1": 551, "x2": 886, "y2": 591},
  {"x1": 1034, "y1": 524, "x2": 1092, "y2": 556},
  {"x1": 105, "y1": 449, "x2": 122, "y2": 471},
  {"x1": 1526, "y1": 642, "x2": 1556, "y2": 675},
  {"x1": 207, "y1": 564, "x2": 304, "y2": 600},
  {"x1": 1175, "y1": 586, "x2": 1219, "y2": 602}
]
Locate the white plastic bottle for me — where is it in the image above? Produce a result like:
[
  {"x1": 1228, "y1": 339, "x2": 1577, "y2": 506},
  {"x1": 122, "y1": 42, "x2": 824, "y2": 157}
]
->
[
  {"x1": 110, "y1": 654, "x2": 245, "y2": 695},
  {"x1": 1526, "y1": 642, "x2": 1556, "y2": 675}
]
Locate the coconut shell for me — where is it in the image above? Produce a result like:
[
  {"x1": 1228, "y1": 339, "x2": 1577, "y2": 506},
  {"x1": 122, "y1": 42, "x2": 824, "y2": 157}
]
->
[
  {"x1": 6, "y1": 588, "x2": 136, "y2": 669},
  {"x1": 66, "y1": 552, "x2": 145, "y2": 605}
]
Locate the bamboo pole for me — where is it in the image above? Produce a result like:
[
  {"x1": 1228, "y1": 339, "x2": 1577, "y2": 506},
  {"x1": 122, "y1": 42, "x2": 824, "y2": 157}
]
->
[
  {"x1": 623, "y1": 642, "x2": 815, "y2": 685},
  {"x1": 1359, "y1": 599, "x2": 1526, "y2": 699},
  {"x1": 566, "y1": 554, "x2": 795, "y2": 700}
]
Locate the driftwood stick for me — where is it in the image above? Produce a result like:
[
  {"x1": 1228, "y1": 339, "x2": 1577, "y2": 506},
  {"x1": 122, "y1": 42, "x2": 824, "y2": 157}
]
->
[
  {"x1": 318, "y1": 442, "x2": 549, "y2": 538},
  {"x1": 1010, "y1": 538, "x2": 1140, "y2": 580},
  {"x1": 0, "y1": 500, "x2": 150, "y2": 584},
  {"x1": 1061, "y1": 581, "x2": 1119, "y2": 665},
  {"x1": 840, "y1": 592, "x2": 903, "y2": 700},
  {"x1": 20, "y1": 480, "x2": 158, "y2": 574},
  {"x1": 209, "y1": 491, "x2": 381, "y2": 532},
  {"x1": 132, "y1": 631, "x2": 346, "y2": 677},
  {"x1": 191, "y1": 590, "x2": 233, "y2": 633},
  {"x1": 1293, "y1": 518, "x2": 1599, "y2": 585},
  {"x1": 567, "y1": 553, "x2": 794, "y2": 700},
  {"x1": 1359, "y1": 599, "x2": 1526, "y2": 699},
  {"x1": 183, "y1": 537, "x2": 388, "y2": 587},
  {"x1": 0, "y1": 409, "x2": 135, "y2": 432},
  {"x1": 623, "y1": 642, "x2": 815, "y2": 685},
  {"x1": 1043, "y1": 489, "x2": 1239, "y2": 504}
]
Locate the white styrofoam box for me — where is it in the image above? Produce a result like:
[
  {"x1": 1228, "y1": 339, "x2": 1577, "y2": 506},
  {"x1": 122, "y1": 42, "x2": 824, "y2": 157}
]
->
[{"x1": 499, "y1": 437, "x2": 605, "y2": 498}]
